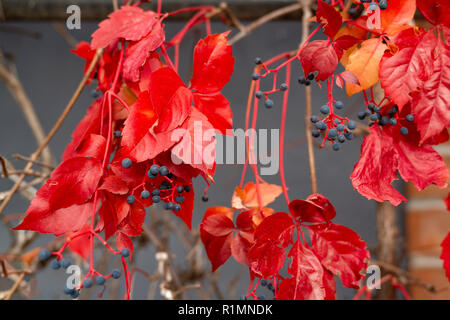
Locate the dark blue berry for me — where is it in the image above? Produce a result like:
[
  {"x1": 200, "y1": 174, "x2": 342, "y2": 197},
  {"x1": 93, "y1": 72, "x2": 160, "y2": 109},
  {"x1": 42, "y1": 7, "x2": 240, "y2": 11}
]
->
[
  {"x1": 152, "y1": 189, "x2": 160, "y2": 196},
  {"x1": 261, "y1": 280, "x2": 268, "y2": 287},
  {"x1": 345, "y1": 132, "x2": 354, "y2": 140},
  {"x1": 307, "y1": 73, "x2": 315, "y2": 80},
  {"x1": 184, "y1": 185, "x2": 191, "y2": 192},
  {"x1": 298, "y1": 77, "x2": 306, "y2": 84},
  {"x1": 96, "y1": 276, "x2": 106, "y2": 285},
  {"x1": 369, "y1": 2, "x2": 378, "y2": 11},
  {"x1": 332, "y1": 143, "x2": 340, "y2": 151},
  {"x1": 64, "y1": 286, "x2": 75, "y2": 295},
  {"x1": 312, "y1": 130, "x2": 321, "y2": 138},
  {"x1": 176, "y1": 195, "x2": 185, "y2": 203},
  {"x1": 91, "y1": 89, "x2": 100, "y2": 98},
  {"x1": 374, "y1": 106, "x2": 381, "y2": 113},
  {"x1": 114, "y1": 131, "x2": 121, "y2": 138},
  {"x1": 251, "y1": 73, "x2": 259, "y2": 81},
  {"x1": 400, "y1": 127, "x2": 409, "y2": 135},
  {"x1": 83, "y1": 278, "x2": 93, "y2": 289},
  {"x1": 38, "y1": 249, "x2": 51, "y2": 261},
  {"x1": 389, "y1": 118, "x2": 397, "y2": 126},
  {"x1": 159, "y1": 166, "x2": 169, "y2": 176},
  {"x1": 167, "y1": 202, "x2": 174, "y2": 210},
  {"x1": 176, "y1": 186, "x2": 184, "y2": 193},
  {"x1": 147, "y1": 172, "x2": 156, "y2": 179},
  {"x1": 305, "y1": 80, "x2": 311, "y2": 86},
  {"x1": 121, "y1": 158, "x2": 132, "y2": 169},
  {"x1": 127, "y1": 195, "x2": 135, "y2": 204},
  {"x1": 367, "y1": 103, "x2": 376, "y2": 111},
  {"x1": 141, "y1": 190, "x2": 150, "y2": 199},
  {"x1": 254, "y1": 57, "x2": 262, "y2": 65},
  {"x1": 406, "y1": 114, "x2": 414, "y2": 122},
  {"x1": 152, "y1": 195, "x2": 161, "y2": 203},
  {"x1": 265, "y1": 99, "x2": 274, "y2": 108},
  {"x1": 370, "y1": 114, "x2": 378, "y2": 122},
  {"x1": 347, "y1": 121, "x2": 356, "y2": 130},
  {"x1": 334, "y1": 101, "x2": 344, "y2": 109},
  {"x1": 202, "y1": 195, "x2": 209, "y2": 202},
  {"x1": 163, "y1": 202, "x2": 170, "y2": 210},
  {"x1": 267, "y1": 283, "x2": 274, "y2": 291},
  {"x1": 51, "y1": 259, "x2": 61, "y2": 270},
  {"x1": 121, "y1": 248, "x2": 130, "y2": 258},
  {"x1": 337, "y1": 124, "x2": 345, "y2": 132},
  {"x1": 379, "y1": 116, "x2": 389, "y2": 126},
  {"x1": 310, "y1": 115, "x2": 318, "y2": 123},
  {"x1": 71, "y1": 290, "x2": 79, "y2": 299},
  {"x1": 280, "y1": 83, "x2": 288, "y2": 91},
  {"x1": 112, "y1": 269, "x2": 121, "y2": 279},
  {"x1": 174, "y1": 204, "x2": 181, "y2": 212},
  {"x1": 379, "y1": 0, "x2": 388, "y2": 10},
  {"x1": 328, "y1": 128, "x2": 338, "y2": 138},
  {"x1": 338, "y1": 135, "x2": 346, "y2": 143},
  {"x1": 320, "y1": 105, "x2": 330, "y2": 115},
  {"x1": 149, "y1": 164, "x2": 159, "y2": 175},
  {"x1": 61, "y1": 259, "x2": 71, "y2": 269},
  {"x1": 358, "y1": 111, "x2": 367, "y2": 120},
  {"x1": 316, "y1": 121, "x2": 327, "y2": 130},
  {"x1": 255, "y1": 91, "x2": 263, "y2": 99}
]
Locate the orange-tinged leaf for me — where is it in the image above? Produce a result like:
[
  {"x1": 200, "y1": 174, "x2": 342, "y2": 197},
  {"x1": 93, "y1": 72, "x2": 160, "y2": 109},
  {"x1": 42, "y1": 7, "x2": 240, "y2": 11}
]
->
[
  {"x1": 231, "y1": 182, "x2": 283, "y2": 209},
  {"x1": 344, "y1": 38, "x2": 387, "y2": 96},
  {"x1": 381, "y1": 0, "x2": 416, "y2": 35}
]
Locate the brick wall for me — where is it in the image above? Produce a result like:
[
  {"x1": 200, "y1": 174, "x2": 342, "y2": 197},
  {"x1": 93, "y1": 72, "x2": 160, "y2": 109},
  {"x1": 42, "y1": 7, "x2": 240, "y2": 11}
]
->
[{"x1": 406, "y1": 143, "x2": 450, "y2": 299}]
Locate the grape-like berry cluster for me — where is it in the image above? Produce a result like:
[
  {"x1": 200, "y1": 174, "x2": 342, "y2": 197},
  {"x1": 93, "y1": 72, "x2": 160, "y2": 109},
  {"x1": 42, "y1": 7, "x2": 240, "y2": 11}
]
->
[
  {"x1": 311, "y1": 100, "x2": 356, "y2": 151},
  {"x1": 120, "y1": 159, "x2": 191, "y2": 213},
  {"x1": 38, "y1": 248, "x2": 128, "y2": 299},
  {"x1": 358, "y1": 103, "x2": 414, "y2": 135}
]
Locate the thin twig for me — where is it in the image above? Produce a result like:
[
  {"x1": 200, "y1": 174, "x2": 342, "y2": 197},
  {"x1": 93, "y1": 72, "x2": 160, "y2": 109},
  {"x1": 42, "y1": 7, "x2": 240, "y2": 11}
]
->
[
  {"x1": 229, "y1": 2, "x2": 303, "y2": 45},
  {"x1": 0, "y1": 48, "x2": 103, "y2": 215},
  {"x1": 4, "y1": 272, "x2": 26, "y2": 300},
  {"x1": 300, "y1": 0, "x2": 317, "y2": 194}
]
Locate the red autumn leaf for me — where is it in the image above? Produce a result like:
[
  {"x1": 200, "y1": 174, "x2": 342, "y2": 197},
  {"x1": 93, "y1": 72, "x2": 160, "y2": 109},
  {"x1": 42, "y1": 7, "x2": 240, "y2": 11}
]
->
[
  {"x1": 149, "y1": 66, "x2": 193, "y2": 133},
  {"x1": 190, "y1": 33, "x2": 234, "y2": 94},
  {"x1": 380, "y1": 0, "x2": 416, "y2": 35},
  {"x1": 277, "y1": 241, "x2": 326, "y2": 300},
  {"x1": 193, "y1": 92, "x2": 233, "y2": 135},
  {"x1": 351, "y1": 125, "x2": 406, "y2": 206},
  {"x1": 441, "y1": 232, "x2": 450, "y2": 281},
  {"x1": 307, "y1": 223, "x2": 370, "y2": 289},
  {"x1": 138, "y1": 52, "x2": 164, "y2": 92},
  {"x1": 91, "y1": 6, "x2": 159, "y2": 49},
  {"x1": 334, "y1": 35, "x2": 362, "y2": 59},
  {"x1": 253, "y1": 212, "x2": 294, "y2": 248},
  {"x1": 248, "y1": 241, "x2": 286, "y2": 278},
  {"x1": 170, "y1": 108, "x2": 216, "y2": 177},
  {"x1": 62, "y1": 100, "x2": 105, "y2": 161},
  {"x1": 417, "y1": 0, "x2": 450, "y2": 27},
  {"x1": 300, "y1": 40, "x2": 338, "y2": 82},
  {"x1": 379, "y1": 27, "x2": 432, "y2": 109},
  {"x1": 117, "y1": 201, "x2": 146, "y2": 237},
  {"x1": 71, "y1": 134, "x2": 106, "y2": 160},
  {"x1": 122, "y1": 22, "x2": 165, "y2": 82},
  {"x1": 116, "y1": 231, "x2": 134, "y2": 258},
  {"x1": 200, "y1": 206, "x2": 235, "y2": 271},
  {"x1": 15, "y1": 157, "x2": 103, "y2": 234},
  {"x1": 98, "y1": 193, "x2": 129, "y2": 239},
  {"x1": 289, "y1": 193, "x2": 336, "y2": 224},
  {"x1": 410, "y1": 29, "x2": 450, "y2": 143},
  {"x1": 316, "y1": 0, "x2": 342, "y2": 39},
  {"x1": 121, "y1": 91, "x2": 157, "y2": 149},
  {"x1": 231, "y1": 181, "x2": 283, "y2": 210},
  {"x1": 98, "y1": 175, "x2": 129, "y2": 195},
  {"x1": 68, "y1": 225, "x2": 91, "y2": 260}
]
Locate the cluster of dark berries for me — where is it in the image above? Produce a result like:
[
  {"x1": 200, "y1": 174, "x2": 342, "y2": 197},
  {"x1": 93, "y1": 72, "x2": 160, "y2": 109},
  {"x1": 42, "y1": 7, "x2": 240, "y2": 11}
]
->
[
  {"x1": 358, "y1": 103, "x2": 413, "y2": 135},
  {"x1": 311, "y1": 101, "x2": 356, "y2": 151},
  {"x1": 252, "y1": 57, "x2": 289, "y2": 109},
  {"x1": 121, "y1": 160, "x2": 191, "y2": 212},
  {"x1": 349, "y1": 0, "x2": 388, "y2": 20},
  {"x1": 38, "y1": 248, "x2": 126, "y2": 299},
  {"x1": 298, "y1": 72, "x2": 315, "y2": 87},
  {"x1": 239, "y1": 279, "x2": 276, "y2": 300}
]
